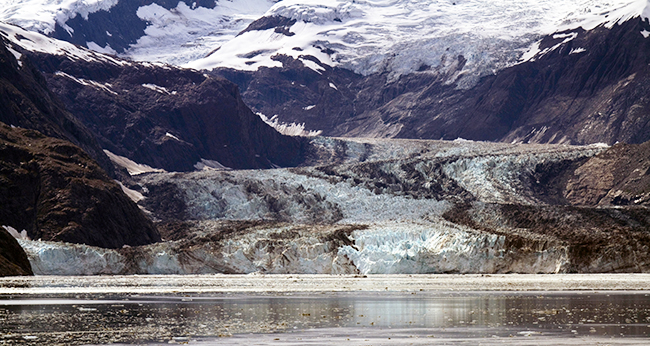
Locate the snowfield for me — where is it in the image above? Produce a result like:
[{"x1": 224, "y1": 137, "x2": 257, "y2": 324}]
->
[
  {"x1": 3, "y1": 1, "x2": 650, "y2": 86},
  {"x1": 0, "y1": 0, "x2": 118, "y2": 34},
  {"x1": 190, "y1": 0, "x2": 650, "y2": 87},
  {"x1": 0, "y1": 22, "x2": 132, "y2": 66}
]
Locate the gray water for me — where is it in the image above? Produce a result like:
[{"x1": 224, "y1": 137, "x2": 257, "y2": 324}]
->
[{"x1": 2, "y1": 291, "x2": 650, "y2": 345}]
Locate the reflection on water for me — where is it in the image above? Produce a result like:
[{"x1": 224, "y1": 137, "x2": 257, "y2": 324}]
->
[{"x1": 1, "y1": 292, "x2": 650, "y2": 345}]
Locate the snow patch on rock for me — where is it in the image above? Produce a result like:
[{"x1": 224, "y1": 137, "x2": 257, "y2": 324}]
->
[
  {"x1": 103, "y1": 149, "x2": 165, "y2": 175},
  {"x1": 257, "y1": 112, "x2": 322, "y2": 137},
  {"x1": 0, "y1": 22, "x2": 131, "y2": 66}
]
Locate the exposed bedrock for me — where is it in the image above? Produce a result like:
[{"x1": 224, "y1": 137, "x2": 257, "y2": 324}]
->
[
  {"x1": 0, "y1": 35, "x2": 114, "y2": 175},
  {"x1": 27, "y1": 51, "x2": 307, "y2": 172},
  {"x1": 0, "y1": 123, "x2": 160, "y2": 249}
]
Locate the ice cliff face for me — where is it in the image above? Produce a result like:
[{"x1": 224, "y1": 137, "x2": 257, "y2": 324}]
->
[{"x1": 18, "y1": 220, "x2": 569, "y2": 275}]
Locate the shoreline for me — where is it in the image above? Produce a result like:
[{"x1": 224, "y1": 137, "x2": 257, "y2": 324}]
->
[{"x1": 1, "y1": 274, "x2": 650, "y2": 295}]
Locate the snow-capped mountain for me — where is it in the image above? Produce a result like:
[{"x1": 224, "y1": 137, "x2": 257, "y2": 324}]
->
[
  {"x1": 3, "y1": 0, "x2": 650, "y2": 277},
  {"x1": 3, "y1": 0, "x2": 649, "y2": 84},
  {"x1": 191, "y1": 0, "x2": 650, "y2": 87},
  {"x1": 6, "y1": 0, "x2": 650, "y2": 145}
]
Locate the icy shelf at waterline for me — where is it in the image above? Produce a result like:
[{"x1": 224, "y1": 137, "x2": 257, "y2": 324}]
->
[{"x1": 17, "y1": 221, "x2": 568, "y2": 275}]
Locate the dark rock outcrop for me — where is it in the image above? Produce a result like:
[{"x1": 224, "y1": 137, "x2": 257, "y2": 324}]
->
[
  {"x1": 24, "y1": 51, "x2": 307, "y2": 172},
  {"x1": 563, "y1": 140, "x2": 650, "y2": 206},
  {"x1": 0, "y1": 122, "x2": 161, "y2": 248},
  {"x1": 0, "y1": 35, "x2": 114, "y2": 175},
  {"x1": 238, "y1": 16, "x2": 297, "y2": 37},
  {"x1": 0, "y1": 227, "x2": 32, "y2": 276}
]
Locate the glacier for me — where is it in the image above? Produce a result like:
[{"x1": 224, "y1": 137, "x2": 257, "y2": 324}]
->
[
  {"x1": 17, "y1": 138, "x2": 629, "y2": 276},
  {"x1": 0, "y1": 0, "x2": 119, "y2": 34}
]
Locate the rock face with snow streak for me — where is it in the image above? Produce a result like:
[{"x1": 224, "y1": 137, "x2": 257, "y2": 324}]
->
[
  {"x1": 39, "y1": 55, "x2": 307, "y2": 172},
  {"x1": 6, "y1": 0, "x2": 650, "y2": 145},
  {"x1": 0, "y1": 30, "x2": 160, "y2": 251},
  {"x1": 0, "y1": 34, "x2": 114, "y2": 175},
  {"x1": 0, "y1": 22, "x2": 308, "y2": 172}
]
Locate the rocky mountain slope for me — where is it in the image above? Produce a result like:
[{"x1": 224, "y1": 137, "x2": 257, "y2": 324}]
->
[
  {"x1": 1, "y1": 22, "x2": 307, "y2": 172},
  {"x1": 0, "y1": 226, "x2": 32, "y2": 276},
  {"x1": 0, "y1": 34, "x2": 114, "y2": 175},
  {"x1": 0, "y1": 1, "x2": 649, "y2": 276},
  {"x1": 217, "y1": 16, "x2": 650, "y2": 145},
  {"x1": 0, "y1": 122, "x2": 161, "y2": 248}
]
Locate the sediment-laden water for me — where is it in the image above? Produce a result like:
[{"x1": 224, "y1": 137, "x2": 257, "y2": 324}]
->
[{"x1": 1, "y1": 274, "x2": 650, "y2": 345}]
